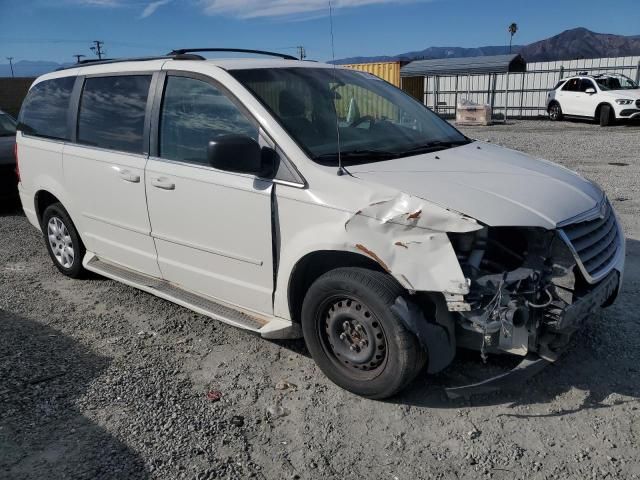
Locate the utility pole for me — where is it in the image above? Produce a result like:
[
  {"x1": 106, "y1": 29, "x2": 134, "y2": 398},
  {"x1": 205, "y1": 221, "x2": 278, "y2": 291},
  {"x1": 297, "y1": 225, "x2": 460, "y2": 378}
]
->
[
  {"x1": 90, "y1": 40, "x2": 105, "y2": 60},
  {"x1": 73, "y1": 54, "x2": 86, "y2": 64},
  {"x1": 296, "y1": 46, "x2": 306, "y2": 61},
  {"x1": 6, "y1": 57, "x2": 14, "y2": 77}
]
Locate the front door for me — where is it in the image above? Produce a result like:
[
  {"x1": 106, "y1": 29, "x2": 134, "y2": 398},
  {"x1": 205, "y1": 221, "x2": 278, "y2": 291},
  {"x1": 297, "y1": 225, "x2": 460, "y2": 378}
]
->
[
  {"x1": 145, "y1": 73, "x2": 274, "y2": 315},
  {"x1": 575, "y1": 78, "x2": 600, "y2": 117},
  {"x1": 64, "y1": 73, "x2": 161, "y2": 276}
]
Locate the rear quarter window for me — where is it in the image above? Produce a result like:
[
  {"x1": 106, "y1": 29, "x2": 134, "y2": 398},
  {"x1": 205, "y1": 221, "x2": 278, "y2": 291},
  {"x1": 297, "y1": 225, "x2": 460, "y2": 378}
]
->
[{"x1": 18, "y1": 77, "x2": 75, "y2": 140}]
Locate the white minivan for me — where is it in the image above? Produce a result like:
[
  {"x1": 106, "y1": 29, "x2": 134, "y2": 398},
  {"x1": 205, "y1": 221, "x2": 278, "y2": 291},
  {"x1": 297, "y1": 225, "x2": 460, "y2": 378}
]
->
[{"x1": 16, "y1": 50, "x2": 625, "y2": 398}]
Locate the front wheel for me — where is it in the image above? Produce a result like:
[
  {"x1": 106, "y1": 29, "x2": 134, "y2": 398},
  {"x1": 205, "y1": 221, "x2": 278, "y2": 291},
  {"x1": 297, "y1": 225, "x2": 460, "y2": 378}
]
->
[
  {"x1": 599, "y1": 104, "x2": 615, "y2": 126},
  {"x1": 42, "y1": 203, "x2": 87, "y2": 278},
  {"x1": 301, "y1": 267, "x2": 426, "y2": 399}
]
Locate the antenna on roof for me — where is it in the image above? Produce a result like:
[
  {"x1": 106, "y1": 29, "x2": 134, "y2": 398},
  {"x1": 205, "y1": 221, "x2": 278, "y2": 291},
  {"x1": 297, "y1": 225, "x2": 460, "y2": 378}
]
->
[{"x1": 329, "y1": 1, "x2": 345, "y2": 176}]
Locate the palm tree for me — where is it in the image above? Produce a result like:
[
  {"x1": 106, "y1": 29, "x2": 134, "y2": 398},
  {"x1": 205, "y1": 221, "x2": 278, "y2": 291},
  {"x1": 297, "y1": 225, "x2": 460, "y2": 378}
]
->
[{"x1": 508, "y1": 23, "x2": 518, "y2": 53}]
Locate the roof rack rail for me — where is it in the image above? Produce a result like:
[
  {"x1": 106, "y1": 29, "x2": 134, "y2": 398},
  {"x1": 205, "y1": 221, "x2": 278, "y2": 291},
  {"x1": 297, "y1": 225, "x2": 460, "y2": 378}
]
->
[
  {"x1": 167, "y1": 48, "x2": 297, "y2": 61},
  {"x1": 56, "y1": 53, "x2": 205, "y2": 71}
]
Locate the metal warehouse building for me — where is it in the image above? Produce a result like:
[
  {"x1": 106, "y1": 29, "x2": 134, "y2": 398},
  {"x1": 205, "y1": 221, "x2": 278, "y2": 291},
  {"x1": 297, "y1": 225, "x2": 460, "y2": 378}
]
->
[{"x1": 344, "y1": 54, "x2": 640, "y2": 120}]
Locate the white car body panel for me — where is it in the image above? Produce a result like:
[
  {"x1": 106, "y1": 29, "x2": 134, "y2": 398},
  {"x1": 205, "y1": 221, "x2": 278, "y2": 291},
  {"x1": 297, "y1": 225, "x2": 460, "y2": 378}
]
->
[
  {"x1": 145, "y1": 157, "x2": 275, "y2": 315},
  {"x1": 16, "y1": 134, "x2": 67, "y2": 228},
  {"x1": 347, "y1": 142, "x2": 603, "y2": 229},
  {"x1": 63, "y1": 143, "x2": 161, "y2": 277}
]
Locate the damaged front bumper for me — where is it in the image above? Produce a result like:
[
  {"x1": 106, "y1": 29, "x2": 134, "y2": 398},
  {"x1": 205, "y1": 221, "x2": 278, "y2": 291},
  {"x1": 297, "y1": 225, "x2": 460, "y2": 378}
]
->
[
  {"x1": 445, "y1": 354, "x2": 551, "y2": 399},
  {"x1": 444, "y1": 270, "x2": 620, "y2": 398}
]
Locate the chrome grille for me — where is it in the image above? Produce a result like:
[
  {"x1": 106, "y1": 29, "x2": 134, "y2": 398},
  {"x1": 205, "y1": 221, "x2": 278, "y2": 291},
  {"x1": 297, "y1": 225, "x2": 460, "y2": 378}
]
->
[{"x1": 560, "y1": 201, "x2": 621, "y2": 283}]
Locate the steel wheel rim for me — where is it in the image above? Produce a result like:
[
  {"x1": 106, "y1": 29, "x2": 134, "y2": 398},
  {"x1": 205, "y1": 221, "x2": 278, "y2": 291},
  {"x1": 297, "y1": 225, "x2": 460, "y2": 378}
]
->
[
  {"x1": 318, "y1": 295, "x2": 388, "y2": 380},
  {"x1": 550, "y1": 104, "x2": 559, "y2": 120},
  {"x1": 47, "y1": 216, "x2": 74, "y2": 269}
]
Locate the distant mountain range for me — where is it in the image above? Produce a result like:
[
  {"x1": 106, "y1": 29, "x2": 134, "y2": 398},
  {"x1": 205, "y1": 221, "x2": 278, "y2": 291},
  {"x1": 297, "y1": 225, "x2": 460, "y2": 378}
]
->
[
  {"x1": 333, "y1": 28, "x2": 640, "y2": 64},
  {"x1": 1, "y1": 28, "x2": 639, "y2": 77},
  {"x1": 0, "y1": 60, "x2": 72, "y2": 78}
]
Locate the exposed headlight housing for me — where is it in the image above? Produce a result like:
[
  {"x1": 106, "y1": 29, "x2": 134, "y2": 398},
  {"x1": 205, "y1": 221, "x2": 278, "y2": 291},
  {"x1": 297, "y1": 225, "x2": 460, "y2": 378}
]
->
[{"x1": 615, "y1": 99, "x2": 633, "y2": 105}]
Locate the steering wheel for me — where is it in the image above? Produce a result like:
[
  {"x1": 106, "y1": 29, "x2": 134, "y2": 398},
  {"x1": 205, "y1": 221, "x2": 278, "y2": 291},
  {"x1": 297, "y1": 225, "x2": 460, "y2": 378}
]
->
[{"x1": 350, "y1": 115, "x2": 376, "y2": 129}]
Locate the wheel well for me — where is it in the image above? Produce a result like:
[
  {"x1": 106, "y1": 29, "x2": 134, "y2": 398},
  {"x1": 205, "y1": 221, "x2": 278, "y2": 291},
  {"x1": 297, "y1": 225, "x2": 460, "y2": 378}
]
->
[
  {"x1": 287, "y1": 251, "x2": 385, "y2": 323},
  {"x1": 547, "y1": 100, "x2": 559, "y2": 112},
  {"x1": 34, "y1": 190, "x2": 61, "y2": 226},
  {"x1": 595, "y1": 102, "x2": 614, "y2": 119}
]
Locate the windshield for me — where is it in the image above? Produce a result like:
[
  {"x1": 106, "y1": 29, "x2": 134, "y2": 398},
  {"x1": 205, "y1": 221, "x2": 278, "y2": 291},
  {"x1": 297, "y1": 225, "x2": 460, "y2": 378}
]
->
[
  {"x1": 595, "y1": 75, "x2": 639, "y2": 91},
  {"x1": 231, "y1": 67, "x2": 469, "y2": 165},
  {"x1": 0, "y1": 114, "x2": 17, "y2": 136}
]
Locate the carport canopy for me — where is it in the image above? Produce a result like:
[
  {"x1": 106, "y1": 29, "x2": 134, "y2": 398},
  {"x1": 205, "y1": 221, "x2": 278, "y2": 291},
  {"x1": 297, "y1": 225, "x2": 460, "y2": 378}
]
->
[{"x1": 400, "y1": 54, "x2": 526, "y2": 77}]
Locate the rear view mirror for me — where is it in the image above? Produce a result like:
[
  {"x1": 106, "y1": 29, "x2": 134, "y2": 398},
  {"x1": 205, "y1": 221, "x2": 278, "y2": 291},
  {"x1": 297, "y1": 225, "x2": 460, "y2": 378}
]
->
[
  {"x1": 207, "y1": 134, "x2": 277, "y2": 178},
  {"x1": 585, "y1": 88, "x2": 596, "y2": 94}
]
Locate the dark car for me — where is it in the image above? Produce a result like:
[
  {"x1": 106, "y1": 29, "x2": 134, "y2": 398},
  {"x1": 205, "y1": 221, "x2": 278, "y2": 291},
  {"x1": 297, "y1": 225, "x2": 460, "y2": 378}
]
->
[{"x1": 0, "y1": 110, "x2": 18, "y2": 200}]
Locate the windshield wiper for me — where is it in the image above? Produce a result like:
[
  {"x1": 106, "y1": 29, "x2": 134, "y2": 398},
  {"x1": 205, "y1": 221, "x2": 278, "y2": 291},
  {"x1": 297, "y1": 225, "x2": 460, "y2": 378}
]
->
[
  {"x1": 397, "y1": 139, "x2": 471, "y2": 156},
  {"x1": 314, "y1": 140, "x2": 472, "y2": 165},
  {"x1": 314, "y1": 149, "x2": 400, "y2": 164}
]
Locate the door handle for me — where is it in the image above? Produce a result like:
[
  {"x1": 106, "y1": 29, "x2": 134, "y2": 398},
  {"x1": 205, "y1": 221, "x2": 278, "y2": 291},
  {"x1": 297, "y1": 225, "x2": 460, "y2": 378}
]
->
[
  {"x1": 112, "y1": 166, "x2": 141, "y2": 183},
  {"x1": 118, "y1": 170, "x2": 141, "y2": 183},
  {"x1": 151, "y1": 177, "x2": 175, "y2": 190}
]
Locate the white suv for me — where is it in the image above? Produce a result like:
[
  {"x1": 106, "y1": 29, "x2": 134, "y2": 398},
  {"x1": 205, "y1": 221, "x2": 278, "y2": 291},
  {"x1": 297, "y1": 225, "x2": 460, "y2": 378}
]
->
[
  {"x1": 547, "y1": 73, "x2": 640, "y2": 126},
  {"x1": 16, "y1": 50, "x2": 625, "y2": 398}
]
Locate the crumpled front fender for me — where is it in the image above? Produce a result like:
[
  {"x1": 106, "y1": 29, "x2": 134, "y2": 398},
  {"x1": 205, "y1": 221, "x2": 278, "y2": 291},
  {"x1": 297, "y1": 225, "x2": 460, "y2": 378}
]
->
[{"x1": 344, "y1": 192, "x2": 482, "y2": 295}]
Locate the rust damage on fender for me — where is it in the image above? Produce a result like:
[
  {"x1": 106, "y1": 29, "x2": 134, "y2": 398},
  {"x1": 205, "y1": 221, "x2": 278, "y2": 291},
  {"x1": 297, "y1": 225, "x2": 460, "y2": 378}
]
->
[
  {"x1": 407, "y1": 209, "x2": 422, "y2": 220},
  {"x1": 344, "y1": 193, "x2": 482, "y2": 297},
  {"x1": 355, "y1": 243, "x2": 391, "y2": 272}
]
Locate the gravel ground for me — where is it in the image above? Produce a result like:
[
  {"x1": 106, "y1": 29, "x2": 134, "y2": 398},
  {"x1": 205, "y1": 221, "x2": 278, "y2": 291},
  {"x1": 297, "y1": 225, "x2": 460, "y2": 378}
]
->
[{"x1": 1, "y1": 119, "x2": 640, "y2": 480}]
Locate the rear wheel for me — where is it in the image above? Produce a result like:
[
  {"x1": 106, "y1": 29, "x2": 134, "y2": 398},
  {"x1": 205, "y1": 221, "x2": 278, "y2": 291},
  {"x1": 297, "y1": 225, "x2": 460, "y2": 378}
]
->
[
  {"x1": 599, "y1": 104, "x2": 614, "y2": 126},
  {"x1": 301, "y1": 267, "x2": 426, "y2": 399},
  {"x1": 549, "y1": 102, "x2": 563, "y2": 121},
  {"x1": 42, "y1": 203, "x2": 87, "y2": 278}
]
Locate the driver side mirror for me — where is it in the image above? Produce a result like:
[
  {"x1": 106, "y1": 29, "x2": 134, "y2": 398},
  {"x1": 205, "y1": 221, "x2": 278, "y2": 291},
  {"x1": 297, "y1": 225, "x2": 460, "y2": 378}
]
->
[
  {"x1": 207, "y1": 134, "x2": 278, "y2": 178},
  {"x1": 585, "y1": 88, "x2": 596, "y2": 94}
]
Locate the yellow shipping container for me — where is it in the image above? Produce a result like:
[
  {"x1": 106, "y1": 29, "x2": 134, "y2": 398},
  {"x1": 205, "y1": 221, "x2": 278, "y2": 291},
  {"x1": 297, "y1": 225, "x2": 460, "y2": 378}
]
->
[{"x1": 342, "y1": 61, "x2": 402, "y2": 87}]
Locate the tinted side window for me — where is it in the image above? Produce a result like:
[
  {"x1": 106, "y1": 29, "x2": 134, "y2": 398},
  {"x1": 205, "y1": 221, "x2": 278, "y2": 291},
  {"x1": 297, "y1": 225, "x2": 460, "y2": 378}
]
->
[
  {"x1": 18, "y1": 77, "x2": 75, "y2": 140},
  {"x1": 562, "y1": 78, "x2": 580, "y2": 92},
  {"x1": 78, "y1": 75, "x2": 151, "y2": 154},
  {"x1": 159, "y1": 76, "x2": 258, "y2": 165},
  {"x1": 580, "y1": 79, "x2": 595, "y2": 92}
]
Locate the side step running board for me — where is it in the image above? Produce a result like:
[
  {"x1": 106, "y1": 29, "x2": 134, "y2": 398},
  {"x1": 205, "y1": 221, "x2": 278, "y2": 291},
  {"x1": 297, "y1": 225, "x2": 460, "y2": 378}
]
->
[{"x1": 83, "y1": 253, "x2": 301, "y2": 339}]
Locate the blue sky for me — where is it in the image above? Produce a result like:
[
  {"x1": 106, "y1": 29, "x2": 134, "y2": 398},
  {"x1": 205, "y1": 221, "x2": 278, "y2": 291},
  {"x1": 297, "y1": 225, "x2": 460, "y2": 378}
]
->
[{"x1": 0, "y1": 0, "x2": 638, "y2": 64}]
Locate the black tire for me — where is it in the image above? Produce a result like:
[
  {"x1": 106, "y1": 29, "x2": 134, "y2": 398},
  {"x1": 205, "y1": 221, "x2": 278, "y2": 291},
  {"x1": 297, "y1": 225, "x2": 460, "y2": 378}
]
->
[
  {"x1": 599, "y1": 104, "x2": 614, "y2": 126},
  {"x1": 548, "y1": 102, "x2": 563, "y2": 121},
  {"x1": 42, "y1": 203, "x2": 87, "y2": 278},
  {"x1": 301, "y1": 267, "x2": 427, "y2": 399}
]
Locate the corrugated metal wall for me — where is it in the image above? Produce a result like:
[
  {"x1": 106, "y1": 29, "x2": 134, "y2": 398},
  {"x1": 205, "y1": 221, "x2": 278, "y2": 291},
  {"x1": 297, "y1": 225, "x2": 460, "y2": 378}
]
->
[
  {"x1": 341, "y1": 62, "x2": 425, "y2": 111},
  {"x1": 342, "y1": 61, "x2": 402, "y2": 87},
  {"x1": 419, "y1": 56, "x2": 640, "y2": 118},
  {"x1": 333, "y1": 84, "x2": 400, "y2": 121}
]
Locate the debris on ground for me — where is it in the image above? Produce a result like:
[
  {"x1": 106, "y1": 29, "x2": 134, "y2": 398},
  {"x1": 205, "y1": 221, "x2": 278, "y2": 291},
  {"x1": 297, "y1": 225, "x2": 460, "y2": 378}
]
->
[{"x1": 206, "y1": 390, "x2": 222, "y2": 402}]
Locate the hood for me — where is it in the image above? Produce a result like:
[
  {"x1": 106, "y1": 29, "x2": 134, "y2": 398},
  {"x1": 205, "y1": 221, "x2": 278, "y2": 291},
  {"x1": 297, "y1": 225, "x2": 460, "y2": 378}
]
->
[
  {"x1": 600, "y1": 89, "x2": 640, "y2": 100},
  {"x1": 0, "y1": 135, "x2": 15, "y2": 167},
  {"x1": 348, "y1": 142, "x2": 603, "y2": 229}
]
